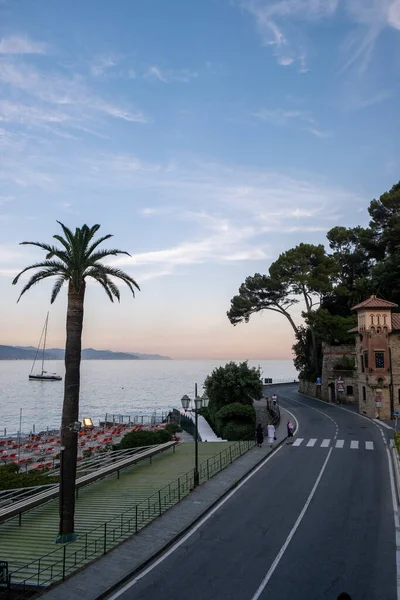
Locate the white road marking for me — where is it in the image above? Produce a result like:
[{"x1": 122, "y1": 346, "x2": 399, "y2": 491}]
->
[
  {"x1": 365, "y1": 441, "x2": 374, "y2": 450},
  {"x1": 321, "y1": 439, "x2": 330, "y2": 448},
  {"x1": 292, "y1": 438, "x2": 303, "y2": 447},
  {"x1": 374, "y1": 419, "x2": 394, "y2": 430},
  {"x1": 350, "y1": 441, "x2": 359, "y2": 449},
  {"x1": 106, "y1": 441, "x2": 286, "y2": 599},
  {"x1": 306, "y1": 439, "x2": 317, "y2": 447},
  {"x1": 250, "y1": 448, "x2": 333, "y2": 600},
  {"x1": 335, "y1": 439, "x2": 344, "y2": 448},
  {"x1": 386, "y1": 447, "x2": 400, "y2": 600}
]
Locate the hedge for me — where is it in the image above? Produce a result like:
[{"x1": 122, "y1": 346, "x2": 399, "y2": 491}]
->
[
  {"x1": 119, "y1": 428, "x2": 172, "y2": 450},
  {"x1": 222, "y1": 421, "x2": 254, "y2": 441}
]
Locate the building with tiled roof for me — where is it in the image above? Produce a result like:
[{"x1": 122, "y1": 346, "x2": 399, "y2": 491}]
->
[{"x1": 349, "y1": 295, "x2": 400, "y2": 420}]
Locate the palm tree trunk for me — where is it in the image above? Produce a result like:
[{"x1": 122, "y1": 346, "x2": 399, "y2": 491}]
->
[{"x1": 57, "y1": 281, "x2": 85, "y2": 542}]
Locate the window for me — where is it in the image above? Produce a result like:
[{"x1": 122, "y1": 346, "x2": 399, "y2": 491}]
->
[
  {"x1": 371, "y1": 315, "x2": 375, "y2": 325},
  {"x1": 362, "y1": 386, "x2": 366, "y2": 402},
  {"x1": 346, "y1": 385, "x2": 353, "y2": 396},
  {"x1": 364, "y1": 352, "x2": 369, "y2": 369},
  {"x1": 361, "y1": 355, "x2": 364, "y2": 372},
  {"x1": 377, "y1": 314, "x2": 381, "y2": 325},
  {"x1": 383, "y1": 314, "x2": 387, "y2": 325},
  {"x1": 398, "y1": 389, "x2": 400, "y2": 405},
  {"x1": 375, "y1": 352, "x2": 385, "y2": 369}
]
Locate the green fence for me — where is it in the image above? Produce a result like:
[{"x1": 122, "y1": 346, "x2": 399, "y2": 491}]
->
[{"x1": 0, "y1": 438, "x2": 255, "y2": 599}]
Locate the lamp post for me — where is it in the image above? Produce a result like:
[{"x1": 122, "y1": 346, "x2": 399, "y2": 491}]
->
[{"x1": 181, "y1": 390, "x2": 209, "y2": 488}]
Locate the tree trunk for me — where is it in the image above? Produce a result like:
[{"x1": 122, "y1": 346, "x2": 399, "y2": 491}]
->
[{"x1": 57, "y1": 281, "x2": 85, "y2": 542}]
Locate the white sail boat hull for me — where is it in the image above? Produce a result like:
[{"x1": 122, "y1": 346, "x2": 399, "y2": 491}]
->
[{"x1": 29, "y1": 374, "x2": 62, "y2": 381}]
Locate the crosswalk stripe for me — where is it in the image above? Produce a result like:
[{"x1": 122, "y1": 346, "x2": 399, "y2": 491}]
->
[
  {"x1": 365, "y1": 441, "x2": 374, "y2": 450},
  {"x1": 335, "y1": 440, "x2": 344, "y2": 448},
  {"x1": 292, "y1": 438, "x2": 303, "y2": 447},
  {"x1": 320, "y1": 439, "x2": 330, "y2": 448},
  {"x1": 350, "y1": 441, "x2": 359, "y2": 449},
  {"x1": 306, "y1": 439, "x2": 317, "y2": 447}
]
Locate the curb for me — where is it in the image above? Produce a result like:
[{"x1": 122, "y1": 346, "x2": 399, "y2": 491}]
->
[
  {"x1": 391, "y1": 444, "x2": 400, "y2": 506},
  {"x1": 94, "y1": 435, "x2": 288, "y2": 600}
]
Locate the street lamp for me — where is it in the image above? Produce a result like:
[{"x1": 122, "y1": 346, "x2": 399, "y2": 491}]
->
[{"x1": 181, "y1": 390, "x2": 209, "y2": 487}]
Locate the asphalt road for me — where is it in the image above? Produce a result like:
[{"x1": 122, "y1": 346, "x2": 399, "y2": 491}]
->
[{"x1": 107, "y1": 387, "x2": 397, "y2": 600}]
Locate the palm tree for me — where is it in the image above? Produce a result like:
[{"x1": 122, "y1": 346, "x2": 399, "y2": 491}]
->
[{"x1": 13, "y1": 222, "x2": 139, "y2": 542}]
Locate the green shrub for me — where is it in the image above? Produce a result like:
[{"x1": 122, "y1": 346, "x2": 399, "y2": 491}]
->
[
  {"x1": 119, "y1": 428, "x2": 172, "y2": 450},
  {"x1": 0, "y1": 463, "x2": 59, "y2": 490},
  {"x1": 205, "y1": 361, "x2": 263, "y2": 415},
  {"x1": 222, "y1": 421, "x2": 254, "y2": 441},
  {"x1": 164, "y1": 422, "x2": 182, "y2": 435},
  {"x1": 213, "y1": 402, "x2": 255, "y2": 437}
]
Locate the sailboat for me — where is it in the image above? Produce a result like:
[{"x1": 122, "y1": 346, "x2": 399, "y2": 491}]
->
[{"x1": 29, "y1": 312, "x2": 62, "y2": 381}]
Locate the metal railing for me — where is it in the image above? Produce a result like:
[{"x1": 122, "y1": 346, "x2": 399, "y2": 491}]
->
[
  {"x1": 0, "y1": 442, "x2": 177, "y2": 525},
  {"x1": 0, "y1": 438, "x2": 256, "y2": 598}
]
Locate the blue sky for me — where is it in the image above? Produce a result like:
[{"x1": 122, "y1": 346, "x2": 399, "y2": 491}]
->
[{"x1": 0, "y1": 0, "x2": 399, "y2": 359}]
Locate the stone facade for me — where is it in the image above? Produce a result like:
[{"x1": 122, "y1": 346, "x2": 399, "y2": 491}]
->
[
  {"x1": 353, "y1": 296, "x2": 399, "y2": 419},
  {"x1": 299, "y1": 296, "x2": 400, "y2": 419}
]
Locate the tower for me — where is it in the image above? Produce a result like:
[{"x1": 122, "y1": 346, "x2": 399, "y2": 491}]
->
[{"x1": 352, "y1": 295, "x2": 398, "y2": 419}]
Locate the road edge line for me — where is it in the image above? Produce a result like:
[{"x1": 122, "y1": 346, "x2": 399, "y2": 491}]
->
[{"x1": 98, "y1": 436, "x2": 288, "y2": 600}]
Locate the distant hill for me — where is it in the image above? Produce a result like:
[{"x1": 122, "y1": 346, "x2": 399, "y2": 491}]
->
[{"x1": 0, "y1": 346, "x2": 171, "y2": 360}]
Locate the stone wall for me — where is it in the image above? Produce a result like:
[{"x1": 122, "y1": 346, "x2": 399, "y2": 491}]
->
[
  {"x1": 321, "y1": 343, "x2": 358, "y2": 405},
  {"x1": 298, "y1": 380, "x2": 321, "y2": 400}
]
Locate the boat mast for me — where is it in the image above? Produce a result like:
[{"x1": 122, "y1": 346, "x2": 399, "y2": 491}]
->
[
  {"x1": 41, "y1": 312, "x2": 49, "y2": 375},
  {"x1": 30, "y1": 316, "x2": 47, "y2": 376}
]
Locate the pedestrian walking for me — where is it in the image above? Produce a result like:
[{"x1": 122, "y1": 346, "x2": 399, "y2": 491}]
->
[
  {"x1": 256, "y1": 424, "x2": 264, "y2": 448},
  {"x1": 266, "y1": 396, "x2": 270, "y2": 410},
  {"x1": 287, "y1": 420, "x2": 294, "y2": 444},
  {"x1": 272, "y1": 393, "x2": 278, "y2": 407},
  {"x1": 267, "y1": 423, "x2": 276, "y2": 447}
]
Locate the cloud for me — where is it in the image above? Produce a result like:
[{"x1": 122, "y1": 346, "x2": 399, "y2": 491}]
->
[
  {"x1": 90, "y1": 56, "x2": 118, "y2": 77},
  {"x1": 308, "y1": 127, "x2": 331, "y2": 138},
  {"x1": 252, "y1": 107, "x2": 314, "y2": 125},
  {"x1": 278, "y1": 56, "x2": 295, "y2": 66},
  {"x1": 0, "y1": 34, "x2": 46, "y2": 55},
  {"x1": 239, "y1": 0, "x2": 400, "y2": 71},
  {"x1": 144, "y1": 65, "x2": 198, "y2": 83},
  {"x1": 0, "y1": 59, "x2": 148, "y2": 129}
]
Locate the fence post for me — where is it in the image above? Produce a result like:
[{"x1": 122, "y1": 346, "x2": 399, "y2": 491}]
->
[
  {"x1": 37, "y1": 558, "x2": 41, "y2": 586},
  {"x1": 85, "y1": 533, "x2": 88, "y2": 559},
  {"x1": 207, "y1": 459, "x2": 210, "y2": 480},
  {"x1": 62, "y1": 544, "x2": 66, "y2": 581},
  {"x1": 135, "y1": 504, "x2": 138, "y2": 533},
  {"x1": 239, "y1": 441, "x2": 242, "y2": 456},
  {"x1": 229, "y1": 446, "x2": 233, "y2": 464},
  {"x1": 121, "y1": 513, "x2": 124, "y2": 536},
  {"x1": 104, "y1": 522, "x2": 107, "y2": 554},
  {"x1": 158, "y1": 490, "x2": 162, "y2": 516},
  {"x1": 178, "y1": 477, "x2": 181, "y2": 501}
]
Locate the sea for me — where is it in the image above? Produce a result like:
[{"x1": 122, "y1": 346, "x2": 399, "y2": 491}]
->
[{"x1": 0, "y1": 359, "x2": 298, "y2": 434}]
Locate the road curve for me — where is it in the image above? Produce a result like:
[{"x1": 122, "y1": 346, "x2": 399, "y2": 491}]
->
[{"x1": 106, "y1": 386, "x2": 398, "y2": 600}]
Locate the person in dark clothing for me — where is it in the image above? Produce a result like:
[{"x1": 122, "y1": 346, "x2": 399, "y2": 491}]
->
[
  {"x1": 256, "y1": 424, "x2": 264, "y2": 447},
  {"x1": 337, "y1": 593, "x2": 352, "y2": 600}
]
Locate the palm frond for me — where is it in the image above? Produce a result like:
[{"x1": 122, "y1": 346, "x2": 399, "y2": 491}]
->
[
  {"x1": 56, "y1": 222, "x2": 75, "y2": 248},
  {"x1": 53, "y1": 235, "x2": 72, "y2": 256},
  {"x1": 85, "y1": 249, "x2": 131, "y2": 265},
  {"x1": 50, "y1": 275, "x2": 67, "y2": 304},
  {"x1": 12, "y1": 260, "x2": 67, "y2": 285},
  {"x1": 86, "y1": 268, "x2": 121, "y2": 302},
  {"x1": 85, "y1": 234, "x2": 113, "y2": 259},
  {"x1": 87, "y1": 264, "x2": 140, "y2": 296},
  {"x1": 16, "y1": 269, "x2": 62, "y2": 302},
  {"x1": 19, "y1": 241, "x2": 69, "y2": 263},
  {"x1": 94, "y1": 277, "x2": 115, "y2": 302}
]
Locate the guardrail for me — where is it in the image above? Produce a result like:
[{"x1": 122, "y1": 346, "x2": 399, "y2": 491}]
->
[
  {"x1": 0, "y1": 442, "x2": 177, "y2": 525},
  {"x1": 0, "y1": 438, "x2": 256, "y2": 598}
]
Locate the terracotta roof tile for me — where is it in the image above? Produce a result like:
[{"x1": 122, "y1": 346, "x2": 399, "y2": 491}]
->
[
  {"x1": 351, "y1": 296, "x2": 398, "y2": 311},
  {"x1": 392, "y1": 314, "x2": 400, "y2": 331}
]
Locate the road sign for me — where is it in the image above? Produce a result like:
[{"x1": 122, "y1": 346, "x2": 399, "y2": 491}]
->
[
  {"x1": 376, "y1": 401, "x2": 382, "y2": 408},
  {"x1": 394, "y1": 411, "x2": 400, "y2": 418},
  {"x1": 316, "y1": 377, "x2": 321, "y2": 385}
]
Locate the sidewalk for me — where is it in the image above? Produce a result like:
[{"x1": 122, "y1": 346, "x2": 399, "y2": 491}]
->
[{"x1": 41, "y1": 414, "x2": 289, "y2": 600}]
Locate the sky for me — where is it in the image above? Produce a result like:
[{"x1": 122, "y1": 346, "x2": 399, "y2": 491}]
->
[{"x1": 0, "y1": 0, "x2": 399, "y2": 360}]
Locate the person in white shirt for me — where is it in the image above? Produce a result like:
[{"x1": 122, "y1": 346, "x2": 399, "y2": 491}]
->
[{"x1": 267, "y1": 423, "x2": 276, "y2": 447}]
